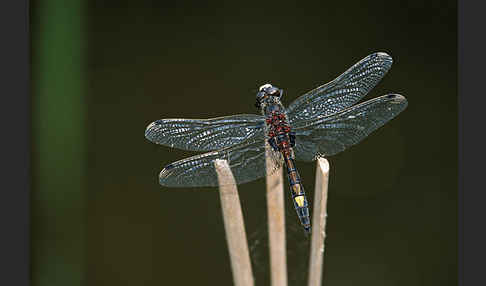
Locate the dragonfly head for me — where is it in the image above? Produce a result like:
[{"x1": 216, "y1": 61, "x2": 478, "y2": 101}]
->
[{"x1": 255, "y1": 83, "x2": 283, "y2": 109}]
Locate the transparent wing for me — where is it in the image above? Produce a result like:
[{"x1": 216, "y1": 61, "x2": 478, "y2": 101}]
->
[
  {"x1": 293, "y1": 94, "x2": 407, "y2": 162},
  {"x1": 158, "y1": 137, "x2": 283, "y2": 187},
  {"x1": 287, "y1": 52, "x2": 393, "y2": 124},
  {"x1": 145, "y1": 114, "x2": 265, "y2": 151}
]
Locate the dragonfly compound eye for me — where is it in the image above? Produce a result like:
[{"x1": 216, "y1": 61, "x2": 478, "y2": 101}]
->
[
  {"x1": 259, "y1": 83, "x2": 273, "y2": 92},
  {"x1": 267, "y1": 87, "x2": 281, "y2": 97}
]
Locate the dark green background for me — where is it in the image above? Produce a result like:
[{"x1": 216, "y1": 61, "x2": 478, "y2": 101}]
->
[{"x1": 31, "y1": 0, "x2": 457, "y2": 285}]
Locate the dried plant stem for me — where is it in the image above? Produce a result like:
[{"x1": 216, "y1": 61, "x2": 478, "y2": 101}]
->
[
  {"x1": 308, "y1": 158, "x2": 330, "y2": 286},
  {"x1": 214, "y1": 159, "x2": 254, "y2": 286},
  {"x1": 266, "y1": 151, "x2": 287, "y2": 286}
]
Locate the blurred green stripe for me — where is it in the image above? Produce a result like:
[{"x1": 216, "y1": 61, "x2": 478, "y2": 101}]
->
[{"x1": 31, "y1": 1, "x2": 85, "y2": 285}]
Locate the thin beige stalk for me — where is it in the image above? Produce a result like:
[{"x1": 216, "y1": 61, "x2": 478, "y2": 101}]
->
[
  {"x1": 266, "y1": 149, "x2": 287, "y2": 286},
  {"x1": 308, "y1": 158, "x2": 330, "y2": 286},
  {"x1": 214, "y1": 159, "x2": 254, "y2": 286}
]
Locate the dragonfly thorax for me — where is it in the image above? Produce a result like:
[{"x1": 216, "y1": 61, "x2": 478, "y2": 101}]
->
[{"x1": 262, "y1": 100, "x2": 285, "y2": 116}]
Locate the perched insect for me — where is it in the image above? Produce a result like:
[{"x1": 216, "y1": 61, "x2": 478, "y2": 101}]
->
[{"x1": 145, "y1": 52, "x2": 408, "y2": 233}]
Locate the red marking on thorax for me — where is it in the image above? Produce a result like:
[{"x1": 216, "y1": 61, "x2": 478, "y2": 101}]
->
[{"x1": 266, "y1": 111, "x2": 292, "y2": 156}]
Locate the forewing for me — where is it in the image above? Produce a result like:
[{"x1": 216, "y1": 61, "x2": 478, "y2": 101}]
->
[
  {"x1": 159, "y1": 137, "x2": 283, "y2": 187},
  {"x1": 293, "y1": 94, "x2": 407, "y2": 161},
  {"x1": 287, "y1": 52, "x2": 393, "y2": 123},
  {"x1": 145, "y1": 114, "x2": 265, "y2": 151}
]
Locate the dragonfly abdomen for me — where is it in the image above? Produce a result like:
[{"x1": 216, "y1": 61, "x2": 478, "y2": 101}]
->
[{"x1": 283, "y1": 154, "x2": 311, "y2": 233}]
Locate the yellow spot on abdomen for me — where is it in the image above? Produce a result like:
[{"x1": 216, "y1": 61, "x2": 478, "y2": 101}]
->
[
  {"x1": 294, "y1": 195, "x2": 305, "y2": 207},
  {"x1": 292, "y1": 183, "x2": 302, "y2": 195}
]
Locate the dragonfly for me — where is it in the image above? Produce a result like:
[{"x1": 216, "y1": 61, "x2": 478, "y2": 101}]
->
[{"x1": 145, "y1": 52, "x2": 408, "y2": 234}]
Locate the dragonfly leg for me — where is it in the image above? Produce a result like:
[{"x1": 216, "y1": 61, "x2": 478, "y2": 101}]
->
[
  {"x1": 289, "y1": 132, "x2": 296, "y2": 147},
  {"x1": 268, "y1": 137, "x2": 279, "y2": 151}
]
